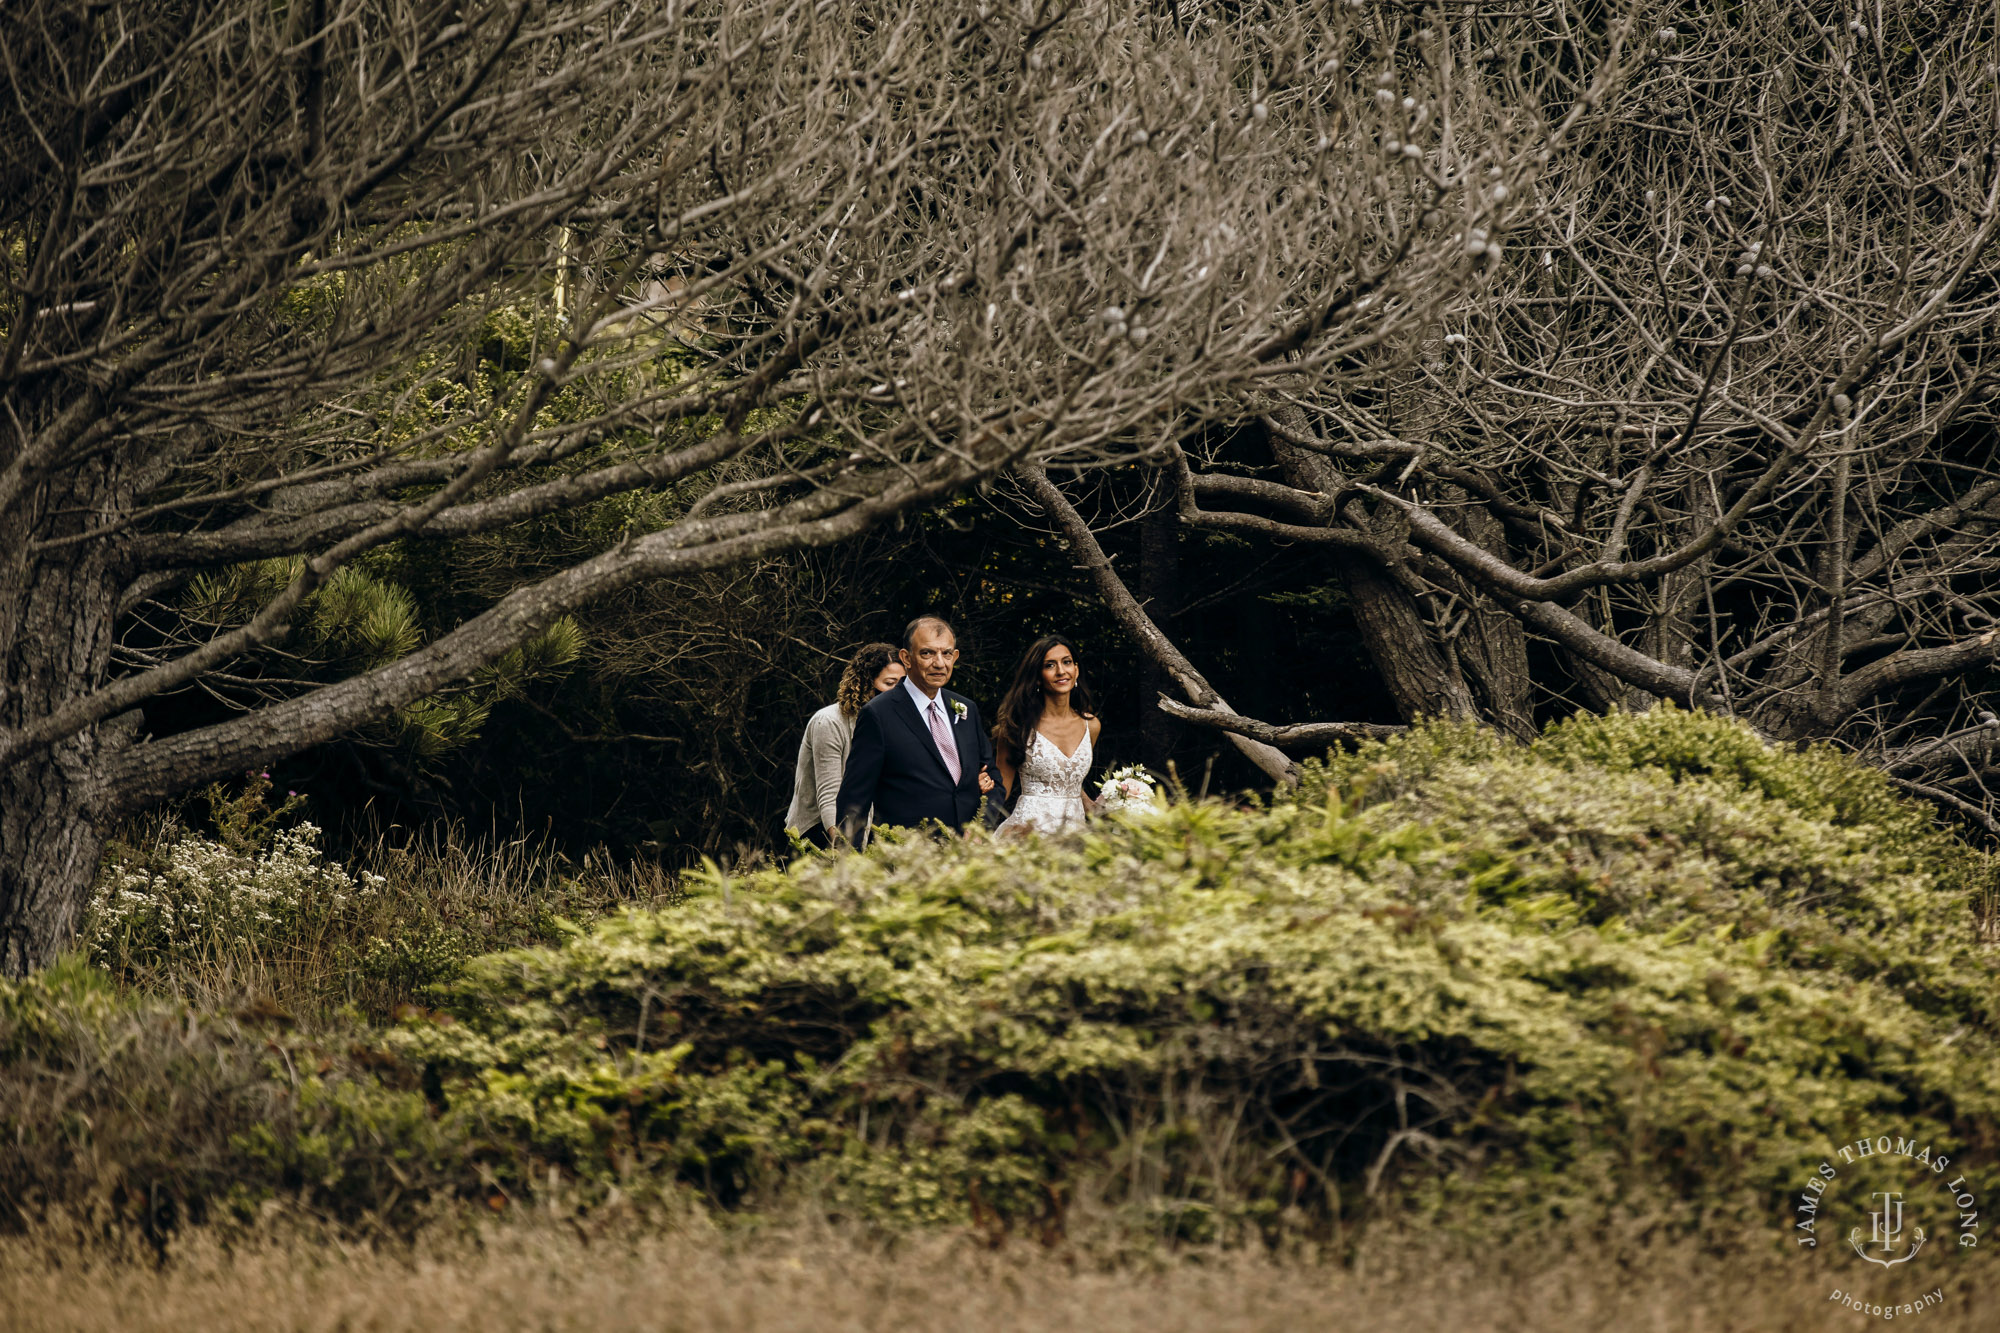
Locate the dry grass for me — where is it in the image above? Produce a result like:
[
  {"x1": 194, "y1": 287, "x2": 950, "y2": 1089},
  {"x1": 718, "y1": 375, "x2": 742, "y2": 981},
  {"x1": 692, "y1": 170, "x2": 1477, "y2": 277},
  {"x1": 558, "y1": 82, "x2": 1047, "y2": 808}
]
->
[{"x1": 3, "y1": 1221, "x2": 1996, "y2": 1332}]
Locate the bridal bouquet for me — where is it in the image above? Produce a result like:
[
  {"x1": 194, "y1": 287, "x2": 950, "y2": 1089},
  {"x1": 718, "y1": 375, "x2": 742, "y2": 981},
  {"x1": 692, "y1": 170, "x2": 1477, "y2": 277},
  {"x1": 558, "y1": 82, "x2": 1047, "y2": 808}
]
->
[{"x1": 1096, "y1": 765, "x2": 1164, "y2": 817}]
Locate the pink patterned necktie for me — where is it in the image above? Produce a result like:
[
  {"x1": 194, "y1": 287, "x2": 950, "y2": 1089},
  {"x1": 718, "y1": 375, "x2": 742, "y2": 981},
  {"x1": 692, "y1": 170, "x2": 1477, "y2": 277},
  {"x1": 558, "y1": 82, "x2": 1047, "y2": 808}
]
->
[{"x1": 927, "y1": 700, "x2": 962, "y2": 784}]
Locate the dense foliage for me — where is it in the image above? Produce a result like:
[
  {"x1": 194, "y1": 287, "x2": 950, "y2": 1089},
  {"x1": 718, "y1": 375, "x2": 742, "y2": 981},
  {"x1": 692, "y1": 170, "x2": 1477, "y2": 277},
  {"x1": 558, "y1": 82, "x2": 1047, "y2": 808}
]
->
[{"x1": 4, "y1": 710, "x2": 1995, "y2": 1245}]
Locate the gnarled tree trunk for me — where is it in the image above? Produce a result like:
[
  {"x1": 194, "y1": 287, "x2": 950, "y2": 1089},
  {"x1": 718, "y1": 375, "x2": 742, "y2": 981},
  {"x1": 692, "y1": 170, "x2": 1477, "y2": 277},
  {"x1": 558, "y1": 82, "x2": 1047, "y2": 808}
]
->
[
  {"x1": 1264, "y1": 408, "x2": 1479, "y2": 725},
  {"x1": 1435, "y1": 499, "x2": 1536, "y2": 739},
  {"x1": 1137, "y1": 470, "x2": 1182, "y2": 772},
  {"x1": 0, "y1": 464, "x2": 128, "y2": 971},
  {"x1": 1338, "y1": 550, "x2": 1480, "y2": 724}
]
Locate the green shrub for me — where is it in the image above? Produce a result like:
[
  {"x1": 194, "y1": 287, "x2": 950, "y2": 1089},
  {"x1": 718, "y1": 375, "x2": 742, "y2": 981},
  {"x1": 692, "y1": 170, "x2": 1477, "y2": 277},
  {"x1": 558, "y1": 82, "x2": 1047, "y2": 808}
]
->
[
  {"x1": 11, "y1": 709, "x2": 1996, "y2": 1246},
  {"x1": 379, "y1": 711, "x2": 1998, "y2": 1240},
  {"x1": 1302, "y1": 703, "x2": 1960, "y2": 840},
  {"x1": 1298, "y1": 703, "x2": 1991, "y2": 950}
]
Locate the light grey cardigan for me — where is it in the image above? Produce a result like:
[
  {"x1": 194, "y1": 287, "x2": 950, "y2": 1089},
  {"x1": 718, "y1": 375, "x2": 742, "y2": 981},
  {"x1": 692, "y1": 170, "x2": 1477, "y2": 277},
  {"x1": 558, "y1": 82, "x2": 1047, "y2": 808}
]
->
[{"x1": 784, "y1": 702, "x2": 855, "y2": 834}]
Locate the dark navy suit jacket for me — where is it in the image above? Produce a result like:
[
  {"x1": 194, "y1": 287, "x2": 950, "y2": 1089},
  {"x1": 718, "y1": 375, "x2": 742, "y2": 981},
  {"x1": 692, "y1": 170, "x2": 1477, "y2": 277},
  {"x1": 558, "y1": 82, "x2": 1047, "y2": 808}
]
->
[{"x1": 836, "y1": 685, "x2": 996, "y2": 838}]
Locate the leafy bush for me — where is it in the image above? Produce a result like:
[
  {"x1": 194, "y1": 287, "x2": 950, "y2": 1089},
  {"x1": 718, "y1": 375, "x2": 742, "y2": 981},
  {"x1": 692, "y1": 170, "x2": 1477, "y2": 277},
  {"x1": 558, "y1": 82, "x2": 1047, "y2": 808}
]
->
[
  {"x1": 1299, "y1": 705, "x2": 1960, "y2": 853},
  {"x1": 381, "y1": 710, "x2": 2000, "y2": 1239},
  {"x1": 10, "y1": 709, "x2": 1997, "y2": 1245}
]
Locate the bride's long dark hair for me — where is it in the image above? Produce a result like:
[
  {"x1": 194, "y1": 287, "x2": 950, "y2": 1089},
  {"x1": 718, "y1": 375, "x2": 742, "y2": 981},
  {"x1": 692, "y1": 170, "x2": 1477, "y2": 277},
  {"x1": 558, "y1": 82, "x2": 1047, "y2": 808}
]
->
[{"x1": 992, "y1": 634, "x2": 1096, "y2": 765}]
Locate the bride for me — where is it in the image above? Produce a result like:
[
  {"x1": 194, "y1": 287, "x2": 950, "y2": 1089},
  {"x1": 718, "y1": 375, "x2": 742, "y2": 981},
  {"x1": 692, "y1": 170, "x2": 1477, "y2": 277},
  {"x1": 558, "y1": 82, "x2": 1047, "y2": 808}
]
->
[{"x1": 992, "y1": 634, "x2": 1101, "y2": 836}]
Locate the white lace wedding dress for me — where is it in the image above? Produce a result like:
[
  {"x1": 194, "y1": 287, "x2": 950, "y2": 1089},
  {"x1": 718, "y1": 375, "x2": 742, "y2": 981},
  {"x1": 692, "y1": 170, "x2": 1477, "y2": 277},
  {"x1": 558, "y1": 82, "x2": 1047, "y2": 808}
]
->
[{"x1": 996, "y1": 728, "x2": 1093, "y2": 835}]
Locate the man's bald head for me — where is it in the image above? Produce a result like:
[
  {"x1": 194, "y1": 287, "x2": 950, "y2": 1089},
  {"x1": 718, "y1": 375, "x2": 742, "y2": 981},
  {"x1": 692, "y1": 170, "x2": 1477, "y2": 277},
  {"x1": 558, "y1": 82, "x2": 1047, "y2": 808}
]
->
[{"x1": 902, "y1": 615, "x2": 956, "y2": 652}]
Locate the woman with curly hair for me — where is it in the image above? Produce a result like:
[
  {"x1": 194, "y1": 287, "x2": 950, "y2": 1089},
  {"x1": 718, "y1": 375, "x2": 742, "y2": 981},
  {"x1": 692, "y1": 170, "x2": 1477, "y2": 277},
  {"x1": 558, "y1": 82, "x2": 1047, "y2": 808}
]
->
[
  {"x1": 785, "y1": 642, "x2": 903, "y2": 847},
  {"x1": 991, "y1": 634, "x2": 1100, "y2": 836}
]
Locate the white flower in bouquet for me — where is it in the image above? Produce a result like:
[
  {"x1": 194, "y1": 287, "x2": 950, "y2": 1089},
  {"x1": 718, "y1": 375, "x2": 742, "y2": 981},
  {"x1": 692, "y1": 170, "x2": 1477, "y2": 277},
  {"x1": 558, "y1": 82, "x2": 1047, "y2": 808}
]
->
[{"x1": 1096, "y1": 764, "x2": 1164, "y2": 817}]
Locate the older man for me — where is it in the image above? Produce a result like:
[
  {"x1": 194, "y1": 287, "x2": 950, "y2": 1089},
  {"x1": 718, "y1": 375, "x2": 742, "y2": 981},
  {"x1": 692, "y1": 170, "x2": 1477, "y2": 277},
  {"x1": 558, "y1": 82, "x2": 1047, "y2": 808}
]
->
[{"x1": 836, "y1": 615, "x2": 996, "y2": 840}]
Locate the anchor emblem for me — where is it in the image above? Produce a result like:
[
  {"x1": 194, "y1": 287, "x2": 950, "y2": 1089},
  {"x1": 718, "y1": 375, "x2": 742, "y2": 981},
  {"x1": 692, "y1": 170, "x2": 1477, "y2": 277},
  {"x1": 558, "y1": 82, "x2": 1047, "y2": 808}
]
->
[{"x1": 1849, "y1": 1191, "x2": 1926, "y2": 1268}]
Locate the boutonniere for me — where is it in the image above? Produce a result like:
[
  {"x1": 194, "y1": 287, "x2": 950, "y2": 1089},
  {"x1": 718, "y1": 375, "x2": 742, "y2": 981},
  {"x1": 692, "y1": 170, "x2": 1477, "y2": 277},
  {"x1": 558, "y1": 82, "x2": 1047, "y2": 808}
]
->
[{"x1": 949, "y1": 699, "x2": 968, "y2": 724}]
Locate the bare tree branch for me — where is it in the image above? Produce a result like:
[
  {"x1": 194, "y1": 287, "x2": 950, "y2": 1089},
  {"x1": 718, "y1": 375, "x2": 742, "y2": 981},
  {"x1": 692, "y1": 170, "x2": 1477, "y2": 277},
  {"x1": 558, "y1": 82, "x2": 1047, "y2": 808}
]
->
[
  {"x1": 1155, "y1": 697, "x2": 1404, "y2": 750},
  {"x1": 1013, "y1": 463, "x2": 1299, "y2": 786}
]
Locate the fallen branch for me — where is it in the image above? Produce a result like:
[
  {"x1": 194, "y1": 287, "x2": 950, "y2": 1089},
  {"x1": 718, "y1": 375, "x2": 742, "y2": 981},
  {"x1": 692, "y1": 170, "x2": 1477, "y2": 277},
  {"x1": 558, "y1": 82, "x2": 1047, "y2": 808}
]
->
[
  {"x1": 1885, "y1": 775, "x2": 2000, "y2": 835},
  {"x1": 1156, "y1": 696, "x2": 1406, "y2": 749}
]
